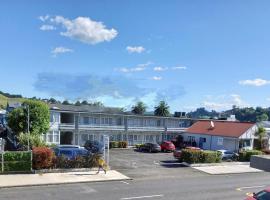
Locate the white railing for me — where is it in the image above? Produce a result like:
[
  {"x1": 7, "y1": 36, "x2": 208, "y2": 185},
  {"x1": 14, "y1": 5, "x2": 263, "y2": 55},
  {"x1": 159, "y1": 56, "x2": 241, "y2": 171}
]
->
[
  {"x1": 167, "y1": 127, "x2": 187, "y2": 132},
  {"x1": 79, "y1": 124, "x2": 125, "y2": 131},
  {"x1": 127, "y1": 126, "x2": 165, "y2": 132},
  {"x1": 59, "y1": 123, "x2": 75, "y2": 129}
]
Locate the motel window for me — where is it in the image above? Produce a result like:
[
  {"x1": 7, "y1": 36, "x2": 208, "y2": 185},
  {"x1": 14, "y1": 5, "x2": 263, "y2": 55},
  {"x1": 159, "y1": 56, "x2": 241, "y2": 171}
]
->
[
  {"x1": 83, "y1": 117, "x2": 89, "y2": 124},
  {"x1": 134, "y1": 135, "x2": 138, "y2": 141},
  {"x1": 217, "y1": 137, "x2": 223, "y2": 145}
]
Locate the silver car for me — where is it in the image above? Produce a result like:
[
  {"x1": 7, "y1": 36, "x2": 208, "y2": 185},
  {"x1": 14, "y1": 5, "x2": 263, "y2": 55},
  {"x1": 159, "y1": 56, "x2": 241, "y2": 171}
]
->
[{"x1": 217, "y1": 150, "x2": 238, "y2": 161}]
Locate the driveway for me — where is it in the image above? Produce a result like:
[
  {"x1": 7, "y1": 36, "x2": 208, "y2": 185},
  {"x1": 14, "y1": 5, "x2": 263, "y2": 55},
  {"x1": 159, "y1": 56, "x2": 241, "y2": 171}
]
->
[{"x1": 109, "y1": 148, "x2": 205, "y2": 180}]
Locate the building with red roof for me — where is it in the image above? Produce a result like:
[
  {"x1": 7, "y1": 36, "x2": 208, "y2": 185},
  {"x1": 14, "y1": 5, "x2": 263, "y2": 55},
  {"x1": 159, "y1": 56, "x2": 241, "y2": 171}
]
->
[{"x1": 183, "y1": 120, "x2": 257, "y2": 152}]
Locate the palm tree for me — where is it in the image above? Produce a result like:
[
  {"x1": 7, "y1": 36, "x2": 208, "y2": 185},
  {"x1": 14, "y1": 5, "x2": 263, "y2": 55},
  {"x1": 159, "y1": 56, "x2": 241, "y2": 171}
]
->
[
  {"x1": 131, "y1": 101, "x2": 147, "y2": 115},
  {"x1": 154, "y1": 101, "x2": 170, "y2": 116},
  {"x1": 255, "y1": 126, "x2": 267, "y2": 150}
]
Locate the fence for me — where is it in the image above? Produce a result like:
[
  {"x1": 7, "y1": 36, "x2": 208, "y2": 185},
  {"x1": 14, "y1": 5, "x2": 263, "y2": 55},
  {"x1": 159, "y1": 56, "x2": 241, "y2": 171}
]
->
[{"x1": 0, "y1": 151, "x2": 32, "y2": 173}]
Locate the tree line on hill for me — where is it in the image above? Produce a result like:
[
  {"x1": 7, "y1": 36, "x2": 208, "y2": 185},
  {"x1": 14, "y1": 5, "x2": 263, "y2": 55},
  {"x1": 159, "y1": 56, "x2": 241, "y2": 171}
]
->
[{"x1": 1, "y1": 91, "x2": 270, "y2": 122}]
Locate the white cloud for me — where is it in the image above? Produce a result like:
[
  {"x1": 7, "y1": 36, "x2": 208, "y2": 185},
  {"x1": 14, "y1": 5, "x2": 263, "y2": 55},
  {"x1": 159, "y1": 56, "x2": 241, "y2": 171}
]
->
[
  {"x1": 115, "y1": 62, "x2": 152, "y2": 73},
  {"x1": 50, "y1": 16, "x2": 118, "y2": 44},
  {"x1": 153, "y1": 66, "x2": 168, "y2": 71},
  {"x1": 239, "y1": 78, "x2": 270, "y2": 86},
  {"x1": 39, "y1": 15, "x2": 50, "y2": 22},
  {"x1": 202, "y1": 94, "x2": 249, "y2": 111},
  {"x1": 172, "y1": 66, "x2": 187, "y2": 70},
  {"x1": 51, "y1": 47, "x2": 73, "y2": 57},
  {"x1": 151, "y1": 76, "x2": 162, "y2": 81},
  {"x1": 126, "y1": 46, "x2": 145, "y2": 53},
  {"x1": 40, "y1": 25, "x2": 56, "y2": 31}
]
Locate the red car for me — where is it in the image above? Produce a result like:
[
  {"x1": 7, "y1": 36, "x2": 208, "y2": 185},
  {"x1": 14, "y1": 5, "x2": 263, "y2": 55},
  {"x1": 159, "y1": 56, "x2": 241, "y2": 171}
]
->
[
  {"x1": 160, "y1": 141, "x2": 176, "y2": 152},
  {"x1": 245, "y1": 187, "x2": 270, "y2": 199}
]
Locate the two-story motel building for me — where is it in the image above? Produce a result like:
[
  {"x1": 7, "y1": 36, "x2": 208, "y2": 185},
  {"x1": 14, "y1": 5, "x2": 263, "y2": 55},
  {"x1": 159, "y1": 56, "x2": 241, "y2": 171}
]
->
[{"x1": 44, "y1": 104, "x2": 191, "y2": 146}]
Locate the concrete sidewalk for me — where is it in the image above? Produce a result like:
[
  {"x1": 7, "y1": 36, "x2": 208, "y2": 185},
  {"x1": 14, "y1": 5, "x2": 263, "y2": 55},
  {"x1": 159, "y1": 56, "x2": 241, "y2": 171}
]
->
[
  {"x1": 193, "y1": 165, "x2": 263, "y2": 175},
  {"x1": 0, "y1": 170, "x2": 131, "y2": 188}
]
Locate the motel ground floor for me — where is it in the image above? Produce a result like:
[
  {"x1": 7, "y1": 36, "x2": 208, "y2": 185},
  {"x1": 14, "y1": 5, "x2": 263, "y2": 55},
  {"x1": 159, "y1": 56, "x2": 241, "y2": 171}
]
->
[{"x1": 44, "y1": 130, "x2": 181, "y2": 146}]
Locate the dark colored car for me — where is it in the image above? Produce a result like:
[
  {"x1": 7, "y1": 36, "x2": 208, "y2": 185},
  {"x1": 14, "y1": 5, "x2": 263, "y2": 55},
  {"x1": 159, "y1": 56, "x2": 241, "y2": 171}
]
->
[
  {"x1": 53, "y1": 146, "x2": 89, "y2": 160},
  {"x1": 84, "y1": 140, "x2": 104, "y2": 154},
  {"x1": 139, "y1": 143, "x2": 161, "y2": 153},
  {"x1": 160, "y1": 141, "x2": 176, "y2": 152},
  {"x1": 245, "y1": 187, "x2": 270, "y2": 200}
]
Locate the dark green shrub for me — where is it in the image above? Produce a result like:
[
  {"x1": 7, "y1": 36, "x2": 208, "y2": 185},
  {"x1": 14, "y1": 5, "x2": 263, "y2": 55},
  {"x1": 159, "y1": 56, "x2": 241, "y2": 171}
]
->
[
  {"x1": 135, "y1": 144, "x2": 143, "y2": 149},
  {"x1": 0, "y1": 151, "x2": 32, "y2": 172},
  {"x1": 32, "y1": 147, "x2": 55, "y2": 170},
  {"x1": 239, "y1": 150, "x2": 263, "y2": 161},
  {"x1": 181, "y1": 149, "x2": 202, "y2": 164},
  {"x1": 118, "y1": 141, "x2": 128, "y2": 148},
  {"x1": 109, "y1": 141, "x2": 119, "y2": 148},
  {"x1": 181, "y1": 149, "x2": 221, "y2": 164}
]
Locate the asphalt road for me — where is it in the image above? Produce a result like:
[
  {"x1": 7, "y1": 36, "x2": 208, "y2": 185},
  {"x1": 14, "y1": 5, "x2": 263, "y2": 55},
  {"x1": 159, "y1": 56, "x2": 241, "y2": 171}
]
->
[{"x1": 1, "y1": 149, "x2": 270, "y2": 200}]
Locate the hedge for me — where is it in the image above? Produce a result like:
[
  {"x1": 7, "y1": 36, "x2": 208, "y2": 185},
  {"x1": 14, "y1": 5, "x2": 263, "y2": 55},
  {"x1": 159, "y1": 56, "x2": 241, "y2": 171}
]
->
[
  {"x1": 109, "y1": 141, "x2": 128, "y2": 148},
  {"x1": 32, "y1": 147, "x2": 54, "y2": 170},
  {"x1": 239, "y1": 150, "x2": 263, "y2": 161},
  {"x1": 0, "y1": 151, "x2": 32, "y2": 172},
  {"x1": 181, "y1": 149, "x2": 222, "y2": 164}
]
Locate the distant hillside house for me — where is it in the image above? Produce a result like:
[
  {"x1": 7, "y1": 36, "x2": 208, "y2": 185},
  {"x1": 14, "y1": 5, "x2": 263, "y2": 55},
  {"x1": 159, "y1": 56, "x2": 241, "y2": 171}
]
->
[
  {"x1": 183, "y1": 120, "x2": 257, "y2": 152},
  {"x1": 7, "y1": 102, "x2": 21, "y2": 113}
]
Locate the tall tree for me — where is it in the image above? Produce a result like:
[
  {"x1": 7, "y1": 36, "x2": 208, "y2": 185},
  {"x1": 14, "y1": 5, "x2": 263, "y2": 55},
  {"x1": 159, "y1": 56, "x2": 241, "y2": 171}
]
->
[
  {"x1": 131, "y1": 101, "x2": 147, "y2": 115},
  {"x1": 75, "y1": 101, "x2": 81, "y2": 106},
  {"x1": 255, "y1": 126, "x2": 267, "y2": 150},
  {"x1": 154, "y1": 101, "x2": 170, "y2": 116},
  {"x1": 62, "y1": 100, "x2": 71, "y2": 105},
  {"x1": 8, "y1": 99, "x2": 50, "y2": 135}
]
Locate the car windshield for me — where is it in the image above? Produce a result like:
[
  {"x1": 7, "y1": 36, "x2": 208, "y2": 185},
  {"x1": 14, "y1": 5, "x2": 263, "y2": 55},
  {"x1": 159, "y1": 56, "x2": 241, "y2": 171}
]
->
[
  {"x1": 59, "y1": 150, "x2": 73, "y2": 156},
  {"x1": 255, "y1": 191, "x2": 270, "y2": 200}
]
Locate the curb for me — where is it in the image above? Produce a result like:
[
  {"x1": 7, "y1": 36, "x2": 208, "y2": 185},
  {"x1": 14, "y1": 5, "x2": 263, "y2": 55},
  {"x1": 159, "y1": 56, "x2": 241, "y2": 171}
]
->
[{"x1": 0, "y1": 177, "x2": 133, "y2": 189}]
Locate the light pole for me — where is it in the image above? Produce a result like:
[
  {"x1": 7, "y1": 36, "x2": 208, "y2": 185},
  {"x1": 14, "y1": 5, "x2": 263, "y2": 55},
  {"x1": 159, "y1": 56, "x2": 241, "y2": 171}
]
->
[{"x1": 24, "y1": 105, "x2": 30, "y2": 151}]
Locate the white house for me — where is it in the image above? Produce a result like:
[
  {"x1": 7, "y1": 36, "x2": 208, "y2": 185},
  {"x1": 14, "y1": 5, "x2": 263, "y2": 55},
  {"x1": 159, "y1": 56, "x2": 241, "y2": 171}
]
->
[{"x1": 182, "y1": 120, "x2": 257, "y2": 152}]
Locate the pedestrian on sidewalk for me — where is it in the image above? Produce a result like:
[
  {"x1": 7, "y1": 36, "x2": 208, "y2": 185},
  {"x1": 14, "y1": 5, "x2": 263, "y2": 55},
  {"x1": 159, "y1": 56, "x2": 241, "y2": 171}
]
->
[{"x1": 97, "y1": 156, "x2": 107, "y2": 174}]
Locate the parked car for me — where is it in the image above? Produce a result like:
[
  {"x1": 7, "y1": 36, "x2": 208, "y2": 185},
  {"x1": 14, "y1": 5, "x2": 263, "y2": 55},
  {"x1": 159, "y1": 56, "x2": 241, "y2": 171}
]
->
[
  {"x1": 139, "y1": 143, "x2": 161, "y2": 153},
  {"x1": 173, "y1": 146, "x2": 202, "y2": 160},
  {"x1": 160, "y1": 141, "x2": 176, "y2": 152},
  {"x1": 245, "y1": 187, "x2": 270, "y2": 199},
  {"x1": 84, "y1": 140, "x2": 104, "y2": 154},
  {"x1": 53, "y1": 146, "x2": 90, "y2": 160},
  {"x1": 217, "y1": 149, "x2": 239, "y2": 161}
]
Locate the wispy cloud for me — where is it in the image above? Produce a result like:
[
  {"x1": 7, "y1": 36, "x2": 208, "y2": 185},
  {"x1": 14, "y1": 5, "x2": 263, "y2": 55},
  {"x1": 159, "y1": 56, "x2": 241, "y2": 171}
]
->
[
  {"x1": 153, "y1": 66, "x2": 168, "y2": 71},
  {"x1": 41, "y1": 15, "x2": 117, "y2": 45},
  {"x1": 202, "y1": 94, "x2": 249, "y2": 111},
  {"x1": 40, "y1": 25, "x2": 56, "y2": 31},
  {"x1": 39, "y1": 15, "x2": 50, "y2": 22},
  {"x1": 115, "y1": 61, "x2": 153, "y2": 73},
  {"x1": 126, "y1": 46, "x2": 145, "y2": 53},
  {"x1": 239, "y1": 78, "x2": 270, "y2": 86},
  {"x1": 172, "y1": 66, "x2": 187, "y2": 70},
  {"x1": 51, "y1": 47, "x2": 73, "y2": 57},
  {"x1": 151, "y1": 76, "x2": 162, "y2": 81}
]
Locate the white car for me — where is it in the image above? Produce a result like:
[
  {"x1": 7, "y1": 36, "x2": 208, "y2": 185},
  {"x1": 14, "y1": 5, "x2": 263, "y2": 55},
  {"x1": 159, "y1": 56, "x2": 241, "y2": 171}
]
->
[{"x1": 217, "y1": 150, "x2": 238, "y2": 160}]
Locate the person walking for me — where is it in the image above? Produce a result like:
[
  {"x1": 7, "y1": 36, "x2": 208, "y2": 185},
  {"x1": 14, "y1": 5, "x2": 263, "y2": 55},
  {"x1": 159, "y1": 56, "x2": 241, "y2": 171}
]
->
[{"x1": 97, "y1": 156, "x2": 107, "y2": 174}]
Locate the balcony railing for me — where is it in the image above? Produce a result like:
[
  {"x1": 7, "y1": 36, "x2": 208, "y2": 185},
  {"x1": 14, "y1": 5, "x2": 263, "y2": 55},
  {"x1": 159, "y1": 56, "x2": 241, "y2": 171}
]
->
[
  {"x1": 78, "y1": 124, "x2": 125, "y2": 131},
  {"x1": 167, "y1": 127, "x2": 187, "y2": 132},
  {"x1": 127, "y1": 126, "x2": 165, "y2": 132},
  {"x1": 59, "y1": 123, "x2": 75, "y2": 129}
]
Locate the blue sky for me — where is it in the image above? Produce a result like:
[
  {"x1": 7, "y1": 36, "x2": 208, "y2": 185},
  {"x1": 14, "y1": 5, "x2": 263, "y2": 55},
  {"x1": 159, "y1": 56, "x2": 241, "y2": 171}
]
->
[{"x1": 1, "y1": 0, "x2": 270, "y2": 112}]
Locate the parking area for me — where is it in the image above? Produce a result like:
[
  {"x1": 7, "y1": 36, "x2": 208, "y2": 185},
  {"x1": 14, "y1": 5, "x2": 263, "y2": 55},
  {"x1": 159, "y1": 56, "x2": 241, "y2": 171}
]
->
[{"x1": 109, "y1": 148, "x2": 205, "y2": 180}]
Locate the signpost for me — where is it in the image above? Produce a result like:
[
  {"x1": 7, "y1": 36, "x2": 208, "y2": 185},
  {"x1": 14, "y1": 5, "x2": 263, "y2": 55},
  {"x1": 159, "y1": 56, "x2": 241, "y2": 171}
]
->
[{"x1": 103, "y1": 135, "x2": 110, "y2": 166}]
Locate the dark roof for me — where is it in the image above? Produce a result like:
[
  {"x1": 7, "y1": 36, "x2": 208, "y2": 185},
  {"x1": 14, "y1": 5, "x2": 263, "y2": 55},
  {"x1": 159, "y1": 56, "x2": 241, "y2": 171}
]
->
[
  {"x1": 49, "y1": 104, "x2": 125, "y2": 114},
  {"x1": 186, "y1": 120, "x2": 255, "y2": 138}
]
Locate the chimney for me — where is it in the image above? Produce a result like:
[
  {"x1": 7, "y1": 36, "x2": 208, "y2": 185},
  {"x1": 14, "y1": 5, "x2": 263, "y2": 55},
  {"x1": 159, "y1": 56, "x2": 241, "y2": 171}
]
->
[{"x1": 209, "y1": 121, "x2": 215, "y2": 129}]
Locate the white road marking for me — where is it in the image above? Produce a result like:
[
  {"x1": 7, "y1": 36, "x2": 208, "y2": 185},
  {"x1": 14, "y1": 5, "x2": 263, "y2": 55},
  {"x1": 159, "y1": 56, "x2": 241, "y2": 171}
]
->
[
  {"x1": 121, "y1": 194, "x2": 164, "y2": 200},
  {"x1": 120, "y1": 181, "x2": 130, "y2": 185},
  {"x1": 236, "y1": 185, "x2": 266, "y2": 191}
]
